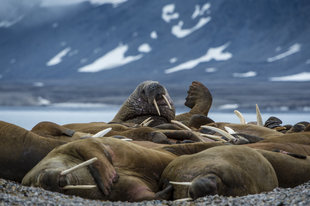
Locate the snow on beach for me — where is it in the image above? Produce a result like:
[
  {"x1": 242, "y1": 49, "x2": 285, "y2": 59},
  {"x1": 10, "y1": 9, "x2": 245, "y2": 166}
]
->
[
  {"x1": 165, "y1": 43, "x2": 232, "y2": 74},
  {"x1": 233, "y1": 71, "x2": 257, "y2": 78}
]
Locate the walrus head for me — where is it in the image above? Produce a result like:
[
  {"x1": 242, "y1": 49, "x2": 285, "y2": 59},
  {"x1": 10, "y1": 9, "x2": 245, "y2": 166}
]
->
[
  {"x1": 188, "y1": 174, "x2": 221, "y2": 199},
  {"x1": 111, "y1": 81, "x2": 175, "y2": 125}
]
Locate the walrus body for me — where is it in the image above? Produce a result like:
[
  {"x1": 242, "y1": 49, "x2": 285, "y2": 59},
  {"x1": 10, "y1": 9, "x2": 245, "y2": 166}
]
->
[
  {"x1": 0, "y1": 121, "x2": 65, "y2": 182},
  {"x1": 22, "y1": 137, "x2": 224, "y2": 201},
  {"x1": 160, "y1": 145, "x2": 278, "y2": 200}
]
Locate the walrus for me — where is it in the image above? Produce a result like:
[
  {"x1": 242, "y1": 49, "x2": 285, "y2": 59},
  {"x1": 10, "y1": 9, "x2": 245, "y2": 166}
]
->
[
  {"x1": 160, "y1": 145, "x2": 278, "y2": 200},
  {"x1": 111, "y1": 80, "x2": 175, "y2": 126},
  {"x1": 22, "y1": 137, "x2": 225, "y2": 201},
  {"x1": 175, "y1": 81, "x2": 214, "y2": 128}
]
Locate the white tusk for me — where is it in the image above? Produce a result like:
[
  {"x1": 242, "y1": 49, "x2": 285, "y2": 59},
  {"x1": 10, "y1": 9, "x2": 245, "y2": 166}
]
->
[
  {"x1": 92, "y1": 128, "x2": 112, "y2": 138},
  {"x1": 256, "y1": 104, "x2": 263, "y2": 126},
  {"x1": 169, "y1": 181, "x2": 192, "y2": 186},
  {"x1": 171, "y1": 120, "x2": 192, "y2": 131},
  {"x1": 121, "y1": 138, "x2": 133, "y2": 141},
  {"x1": 143, "y1": 119, "x2": 154, "y2": 127},
  {"x1": 224, "y1": 126, "x2": 236, "y2": 134},
  {"x1": 201, "y1": 125, "x2": 236, "y2": 141},
  {"x1": 140, "y1": 117, "x2": 152, "y2": 126},
  {"x1": 199, "y1": 133, "x2": 227, "y2": 142},
  {"x1": 162, "y1": 95, "x2": 172, "y2": 109},
  {"x1": 234, "y1": 110, "x2": 246, "y2": 124},
  {"x1": 153, "y1": 99, "x2": 161, "y2": 116},
  {"x1": 60, "y1": 157, "x2": 98, "y2": 176},
  {"x1": 174, "y1": 198, "x2": 193, "y2": 202},
  {"x1": 62, "y1": 185, "x2": 97, "y2": 190}
]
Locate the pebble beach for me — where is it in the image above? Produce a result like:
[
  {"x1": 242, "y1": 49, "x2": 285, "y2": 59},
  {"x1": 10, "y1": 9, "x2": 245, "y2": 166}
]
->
[{"x1": 1, "y1": 178, "x2": 310, "y2": 206}]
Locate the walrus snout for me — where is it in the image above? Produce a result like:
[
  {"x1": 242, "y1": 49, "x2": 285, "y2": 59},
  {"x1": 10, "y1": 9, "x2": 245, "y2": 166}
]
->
[
  {"x1": 188, "y1": 175, "x2": 219, "y2": 200},
  {"x1": 37, "y1": 169, "x2": 69, "y2": 192}
]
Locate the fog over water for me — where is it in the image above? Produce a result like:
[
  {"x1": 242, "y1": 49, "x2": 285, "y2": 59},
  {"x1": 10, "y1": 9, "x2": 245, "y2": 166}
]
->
[{"x1": 0, "y1": 106, "x2": 308, "y2": 130}]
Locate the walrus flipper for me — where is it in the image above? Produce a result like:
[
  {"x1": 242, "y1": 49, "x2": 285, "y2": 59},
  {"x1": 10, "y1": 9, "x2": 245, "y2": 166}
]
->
[{"x1": 71, "y1": 139, "x2": 119, "y2": 196}]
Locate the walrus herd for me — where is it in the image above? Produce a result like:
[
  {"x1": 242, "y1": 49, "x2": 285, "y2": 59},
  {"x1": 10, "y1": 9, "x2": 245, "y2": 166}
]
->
[{"x1": 0, "y1": 80, "x2": 310, "y2": 202}]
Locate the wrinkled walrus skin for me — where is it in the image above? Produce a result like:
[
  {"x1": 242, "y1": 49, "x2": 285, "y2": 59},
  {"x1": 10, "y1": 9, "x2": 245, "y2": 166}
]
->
[
  {"x1": 22, "y1": 137, "x2": 225, "y2": 202},
  {"x1": 160, "y1": 145, "x2": 278, "y2": 200},
  {"x1": 111, "y1": 80, "x2": 175, "y2": 126}
]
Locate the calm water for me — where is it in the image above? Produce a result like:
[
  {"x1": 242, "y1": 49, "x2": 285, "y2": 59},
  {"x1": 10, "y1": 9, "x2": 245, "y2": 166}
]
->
[{"x1": 0, "y1": 106, "x2": 309, "y2": 130}]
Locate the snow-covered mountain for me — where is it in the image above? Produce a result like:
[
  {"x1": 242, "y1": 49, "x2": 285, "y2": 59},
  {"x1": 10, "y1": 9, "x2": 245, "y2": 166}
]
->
[{"x1": 0, "y1": 0, "x2": 309, "y2": 111}]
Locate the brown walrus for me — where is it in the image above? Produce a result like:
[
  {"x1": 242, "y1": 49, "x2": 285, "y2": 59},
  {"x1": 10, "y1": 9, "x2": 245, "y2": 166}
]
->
[
  {"x1": 111, "y1": 80, "x2": 175, "y2": 126},
  {"x1": 0, "y1": 121, "x2": 65, "y2": 182},
  {"x1": 160, "y1": 145, "x2": 278, "y2": 200},
  {"x1": 22, "y1": 137, "x2": 224, "y2": 201}
]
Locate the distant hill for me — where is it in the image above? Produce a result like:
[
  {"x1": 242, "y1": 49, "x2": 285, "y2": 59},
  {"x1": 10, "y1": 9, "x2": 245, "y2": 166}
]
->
[{"x1": 0, "y1": 0, "x2": 309, "y2": 111}]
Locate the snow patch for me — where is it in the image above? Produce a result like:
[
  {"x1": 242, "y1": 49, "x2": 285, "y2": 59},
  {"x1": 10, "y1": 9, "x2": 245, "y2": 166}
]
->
[
  {"x1": 205, "y1": 67, "x2": 217, "y2": 73},
  {"x1": 33, "y1": 82, "x2": 44, "y2": 87},
  {"x1": 162, "y1": 4, "x2": 179, "y2": 23},
  {"x1": 233, "y1": 71, "x2": 257, "y2": 78},
  {"x1": 171, "y1": 17, "x2": 211, "y2": 38},
  {"x1": 218, "y1": 104, "x2": 239, "y2": 110},
  {"x1": 46, "y1": 47, "x2": 71, "y2": 66},
  {"x1": 192, "y1": 3, "x2": 211, "y2": 19},
  {"x1": 267, "y1": 43, "x2": 301, "y2": 62},
  {"x1": 41, "y1": 0, "x2": 127, "y2": 7},
  {"x1": 0, "y1": 16, "x2": 23, "y2": 28},
  {"x1": 78, "y1": 44, "x2": 142, "y2": 72},
  {"x1": 37, "y1": 97, "x2": 51, "y2": 106},
  {"x1": 270, "y1": 72, "x2": 310, "y2": 82},
  {"x1": 138, "y1": 43, "x2": 152, "y2": 53},
  {"x1": 150, "y1": 31, "x2": 158, "y2": 39},
  {"x1": 165, "y1": 43, "x2": 232, "y2": 74},
  {"x1": 169, "y1": 57, "x2": 178, "y2": 64}
]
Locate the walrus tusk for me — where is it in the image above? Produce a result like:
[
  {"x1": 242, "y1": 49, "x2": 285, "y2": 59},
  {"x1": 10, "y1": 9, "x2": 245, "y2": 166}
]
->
[
  {"x1": 62, "y1": 185, "x2": 97, "y2": 190},
  {"x1": 201, "y1": 125, "x2": 236, "y2": 141},
  {"x1": 60, "y1": 157, "x2": 98, "y2": 176},
  {"x1": 171, "y1": 120, "x2": 192, "y2": 131},
  {"x1": 256, "y1": 104, "x2": 263, "y2": 126},
  {"x1": 224, "y1": 126, "x2": 236, "y2": 134},
  {"x1": 153, "y1": 99, "x2": 161, "y2": 116},
  {"x1": 162, "y1": 95, "x2": 172, "y2": 109},
  {"x1": 174, "y1": 197, "x2": 193, "y2": 202},
  {"x1": 200, "y1": 133, "x2": 227, "y2": 142},
  {"x1": 121, "y1": 138, "x2": 133, "y2": 141},
  {"x1": 234, "y1": 110, "x2": 246, "y2": 124},
  {"x1": 169, "y1": 181, "x2": 192, "y2": 186},
  {"x1": 92, "y1": 128, "x2": 112, "y2": 138},
  {"x1": 140, "y1": 117, "x2": 152, "y2": 126}
]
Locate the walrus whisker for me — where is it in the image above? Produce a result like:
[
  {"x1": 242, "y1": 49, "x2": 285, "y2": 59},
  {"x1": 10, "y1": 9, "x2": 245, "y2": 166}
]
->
[
  {"x1": 153, "y1": 99, "x2": 161, "y2": 116},
  {"x1": 256, "y1": 104, "x2": 263, "y2": 126},
  {"x1": 174, "y1": 197, "x2": 193, "y2": 202},
  {"x1": 62, "y1": 185, "x2": 97, "y2": 190},
  {"x1": 171, "y1": 120, "x2": 192, "y2": 131},
  {"x1": 200, "y1": 133, "x2": 227, "y2": 142},
  {"x1": 92, "y1": 128, "x2": 112, "y2": 138},
  {"x1": 234, "y1": 110, "x2": 246, "y2": 124},
  {"x1": 60, "y1": 157, "x2": 98, "y2": 176},
  {"x1": 140, "y1": 117, "x2": 152, "y2": 126},
  {"x1": 201, "y1": 126, "x2": 236, "y2": 141},
  {"x1": 169, "y1": 181, "x2": 192, "y2": 186},
  {"x1": 162, "y1": 95, "x2": 172, "y2": 109},
  {"x1": 224, "y1": 126, "x2": 236, "y2": 134}
]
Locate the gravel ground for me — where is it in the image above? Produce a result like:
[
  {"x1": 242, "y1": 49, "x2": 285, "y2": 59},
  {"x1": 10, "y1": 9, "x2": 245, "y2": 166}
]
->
[{"x1": 1, "y1": 178, "x2": 310, "y2": 206}]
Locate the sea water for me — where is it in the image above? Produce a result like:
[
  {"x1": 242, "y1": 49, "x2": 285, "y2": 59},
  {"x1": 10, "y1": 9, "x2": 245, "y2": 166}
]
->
[{"x1": 0, "y1": 106, "x2": 309, "y2": 130}]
